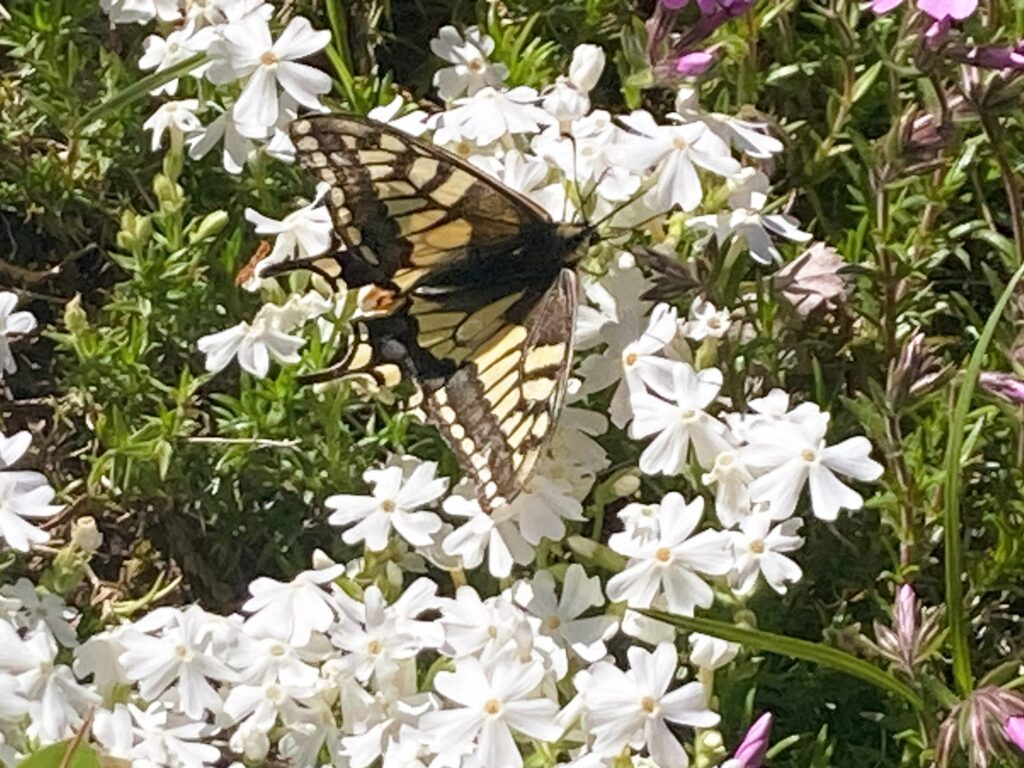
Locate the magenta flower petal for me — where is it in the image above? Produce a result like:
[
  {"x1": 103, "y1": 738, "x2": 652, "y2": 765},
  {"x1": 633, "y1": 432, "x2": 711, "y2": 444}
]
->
[
  {"x1": 917, "y1": 0, "x2": 977, "y2": 20},
  {"x1": 733, "y1": 712, "x2": 773, "y2": 767},
  {"x1": 870, "y1": 0, "x2": 904, "y2": 13},
  {"x1": 675, "y1": 51, "x2": 715, "y2": 75},
  {"x1": 1007, "y1": 717, "x2": 1024, "y2": 752}
]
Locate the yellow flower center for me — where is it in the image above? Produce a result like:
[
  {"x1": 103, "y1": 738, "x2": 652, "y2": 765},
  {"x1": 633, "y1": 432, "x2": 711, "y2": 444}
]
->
[
  {"x1": 483, "y1": 698, "x2": 502, "y2": 715},
  {"x1": 640, "y1": 696, "x2": 657, "y2": 714},
  {"x1": 260, "y1": 51, "x2": 279, "y2": 67},
  {"x1": 749, "y1": 539, "x2": 765, "y2": 554},
  {"x1": 655, "y1": 547, "x2": 672, "y2": 563},
  {"x1": 381, "y1": 499, "x2": 396, "y2": 513},
  {"x1": 801, "y1": 449, "x2": 817, "y2": 463}
]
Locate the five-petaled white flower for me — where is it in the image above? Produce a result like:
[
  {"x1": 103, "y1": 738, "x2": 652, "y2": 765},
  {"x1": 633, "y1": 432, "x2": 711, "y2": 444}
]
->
[
  {"x1": 0, "y1": 291, "x2": 36, "y2": 380},
  {"x1": 197, "y1": 301, "x2": 308, "y2": 378},
  {"x1": 727, "y1": 513, "x2": 804, "y2": 595},
  {"x1": 420, "y1": 656, "x2": 562, "y2": 768},
  {"x1": 0, "y1": 473, "x2": 61, "y2": 552},
  {"x1": 629, "y1": 362, "x2": 732, "y2": 474},
  {"x1": 607, "y1": 493, "x2": 733, "y2": 616},
  {"x1": 583, "y1": 643, "x2": 719, "y2": 767},
  {"x1": 143, "y1": 99, "x2": 202, "y2": 151},
  {"x1": 244, "y1": 183, "x2": 334, "y2": 281},
  {"x1": 208, "y1": 14, "x2": 331, "y2": 136},
  {"x1": 430, "y1": 25, "x2": 508, "y2": 100},
  {"x1": 743, "y1": 414, "x2": 883, "y2": 521},
  {"x1": 326, "y1": 460, "x2": 447, "y2": 551}
]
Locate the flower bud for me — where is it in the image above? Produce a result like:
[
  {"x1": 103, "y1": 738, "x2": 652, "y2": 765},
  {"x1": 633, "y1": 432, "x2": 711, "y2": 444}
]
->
[
  {"x1": 63, "y1": 294, "x2": 89, "y2": 336},
  {"x1": 1005, "y1": 716, "x2": 1024, "y2": 753},
  {"x1": 612, "y1": 472, "x2": 641, "y2": 499},
  {"x1": 675, "y1": 50, "x2": 714, "y2": 76},
  {"x1": 70, "y1": 516, "x2": 103, "y2": 555},
  {"x1": 732, "y1": 712, "x2": 773, "y2": 767},
  {"x1": 191, "y1": 210, "x2": 229, "y2": 243},
  {"x1": 569, "y1": 44, "x2": 606, "y2": 92}
]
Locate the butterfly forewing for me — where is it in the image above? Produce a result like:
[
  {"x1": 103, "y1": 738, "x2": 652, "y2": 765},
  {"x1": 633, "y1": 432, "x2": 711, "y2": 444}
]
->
[{"x1": 289, "y1": 116, "x2": 552, "y2": 292}]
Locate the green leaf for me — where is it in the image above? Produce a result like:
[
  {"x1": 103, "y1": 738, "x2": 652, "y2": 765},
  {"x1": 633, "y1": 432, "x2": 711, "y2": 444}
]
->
[
  {"x1": 18, "y1": 741, "x2": 101, "y2": 768},
  {"x1": 851, "y1": 61, "x2": 883, "y2": 104},
  {"x1": 942, "y1": 259, "x2": 1024, "y2": 696},
  {"x1": 641, "y1": 611, "x2": 924, "y2": 710}
]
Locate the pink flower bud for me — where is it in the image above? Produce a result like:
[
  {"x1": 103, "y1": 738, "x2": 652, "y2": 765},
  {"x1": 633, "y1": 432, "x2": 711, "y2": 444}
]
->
[
  {"x1": 675, "y1": 50, "x2": 714, "y2": 75},
  {"x1": 1006, "y1": 717, "x2": 1024, "y2": 752},
  {"x1": 732, "y1": 712, "x2": 773, "y2": 767}
]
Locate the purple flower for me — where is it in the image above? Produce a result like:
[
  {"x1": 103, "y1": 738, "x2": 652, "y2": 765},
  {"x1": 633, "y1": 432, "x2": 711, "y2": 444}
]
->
[
  {"x1": 980, "y1": 372, "x2": 1024, "y2": 406},
  {"x1": 1006, "y1": 717, "x2": 1024, "y2": 753},
  {"x1": 732, "y1": 712, "x2": 773, "y2": 767},
  {"x1": 963, "y1": 43, "x2": 1024, "y2": 70},
  {"x1": 918, "y1": 0, "x2": 977, "y2": 20},
  {"x1": 675, "y1": 50, "x2": 714, "y2": 75}
]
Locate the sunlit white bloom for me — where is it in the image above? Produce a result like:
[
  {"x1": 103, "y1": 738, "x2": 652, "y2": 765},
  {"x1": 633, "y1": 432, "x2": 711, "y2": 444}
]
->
[
  {"x1": 331, "y1": 585, "x2": 443, "y2": 686},
  {"x1": 583, "y1": 643, "x2": 719, "y2": 766},
  {"x1": 208, "y1": 14, "x2": 331, "y2": 135},
  {"x1": 688, "y1": 169, "x2": 811, "y2": 264},
  {"x1": 118, "y1": 605, "x2": 233, "y2": 720},
  {"x1": 342, "y1": 687, "x2": 436, "y2": 768},
  {"x1": 727, "y1": 513, "x2": 804, "y2": 594},
  {"x1": 701, "y1": 449, "x2": 754, "y2": 527},
  {"x1": 188, "y1": 103, "x2": 256, "y2": 174},
  {"x1": 607, "y1": 493, "x2": 733, "y2": 616},
  {"x1": 512, "y1": 566, "x2": 616, "y2": 662},
  {"x1": 673, "y1": 87, "x2": 783, "y2": 160},
  {"x1": 442, "y1": 494, "x2": 534, "y2": 577},
  {"x1": 743, "y1": 415, "x2": 883, "y2": 521},
  {"x1": 139, "y1": 24, "x2": 213, "y2": 95},
  {"x1": 197, "y1": 301, "x2": 307, "y2": 377},
  {"x1": 437, "y1": 587, "x2": 528, "y2": 660},
  {"x1": 609, "y1": 109, "x2": 741, "y2": 212},
  {"x1": 0, "y1": 430, "x2": 30, "y2": 469},
  {"x1": 681, "y1": 298, "x2": 732, "y2": 341},
  {"x1": 368, "y1": 95, "x2": 430, "y2": 137},
  {"x1": 543, "y1": 44, "x2": 606, "y2": 123},
  {"x1": 244, "y1": 183, "x2": 333, "y2": 277},
  {"x1": 430, "y1": 25, "x2": 508, "y2": 100},
  {"x1": 629, "y1": 363, "x2": 732, "y2": 474},
  {"x1": 0, "y1": 669, "x2": 29, "y2": 722},
  {"x1": 420, "y1": 656, "x2": 562, "y2": 768},
  {"x1": 223, "y1": 679, "x2": 314, "y2": 733},
  {"x1": 0, "y1": 290, "x2": 37, "y2": 379},
  {"x1": 97, "y1": 702, "x2": 221, "y2": 768},
  {"x1": 0, "y1": 623, "x2": 100, "y2": 742},
  {"x1": 502, "y1": 474, "x2": 585, "y2": 546},
  {"x1": 143, "y1": 99, "x2": 202, "y2": 151},
  {"x1": 228, "y1": 629, "x2": 322, "y2": 688},
  {"x1": 613, "y1": 501, "x2": 663, "y2": 548},
  {"x1": 100, "y1": 0, "x2": 179, "y2": 25},
  {"x1": 326, "y1": 460, "x2": 446, "y2": 551},
  {"x1": 433, "y1": 86, "x2": 552, "y2": 146},
  {"x1": 0, "y1": 472, "x2": 62, "y2": 552},
  {"x1": 73, "y1": 628, "x2": 130, "y2": 697},
  {"x1": 689, "y1": 632, "x2": 740, "y2": 670},
  {"x1": 1, "y1": 578, "x2": 77, "y2": 647},
  {"x1": 242, "y1": 564, "x2": 355, "y2": 646},
  {"x1": 277, "y1": 697, "x2": 344, "y2": 767}
]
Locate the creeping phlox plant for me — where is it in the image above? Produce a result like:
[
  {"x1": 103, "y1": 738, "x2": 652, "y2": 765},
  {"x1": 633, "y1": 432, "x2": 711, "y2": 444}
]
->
[{"x1": 2, "y1": 0, "x2": 1024, "y2": 766}]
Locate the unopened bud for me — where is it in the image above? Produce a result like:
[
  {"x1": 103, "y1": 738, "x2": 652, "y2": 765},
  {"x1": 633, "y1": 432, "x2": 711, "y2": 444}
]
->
[
  {"x1": 63, "y1": 294, "x2": 88, "y2": 335},
  {"x1": 191, "y1": 210, "x2": 229, "y2": 243},
  {"x1": 70, "y1": 516, "x2": 102, "y2": 555},
  {"x1": 612, "y1": 473, "x2": 641, "y2": 499}
]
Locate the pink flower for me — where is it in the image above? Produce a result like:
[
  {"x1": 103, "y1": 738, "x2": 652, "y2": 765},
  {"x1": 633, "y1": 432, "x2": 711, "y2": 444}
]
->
[
  {"x1": 917, "y1": 0, "x2": 977, "y2": 20},
  {"x1": 1007, "y1": 717, "x2": 1024, "y2": 753},
  {"x1": 675, "y1": 50, "x2": 714, "y2": 75},
  {"x1": 731, "y1": 712, "x2": 773, "y2": 767}
]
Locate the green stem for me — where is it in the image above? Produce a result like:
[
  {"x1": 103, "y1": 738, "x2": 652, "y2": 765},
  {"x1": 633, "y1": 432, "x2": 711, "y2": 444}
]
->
[
  {"x1": 75, "y1": 53, "x2": 209, "y2": 131},
  {"x1": 978, "y1": 110, "x2": 1024, "y2": 268},
  {"x1": 642, "y1": 610, "x2": 924, "y2": 710},
  {"x1": 942, "y1": 259, "x2": 1024, "y2": 697}
]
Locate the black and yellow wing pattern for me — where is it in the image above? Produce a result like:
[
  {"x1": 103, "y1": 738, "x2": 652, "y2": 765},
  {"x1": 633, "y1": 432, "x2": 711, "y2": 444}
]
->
[{"x1": 288, "y1": 115, "x2": 592, "y2": 512}]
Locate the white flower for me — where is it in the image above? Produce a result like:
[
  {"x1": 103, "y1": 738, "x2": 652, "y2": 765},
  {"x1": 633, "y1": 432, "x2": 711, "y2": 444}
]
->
[
  {"x1": 0, "y1": 430, "x2": 30, "y2": 469},
  {"x1": 583, "y1": 643, "x2": 719, "y2": 767},
  {"x1": 420, "y1": 656, "x2": 562, "y2": 768},
  {"x1": 689, "y1": 632, "x2": 739, "y2": 670},
  {"x1": 432, "y1": 87, "x2": 552, "y2": 146},
  {"x1": 107, "y1": 702, "x2": 221, "y2": 768},
  {"x1": 245, "y1": 185, "x2": 334, "y2": 278},
  {"x1": 442, "y1": 494, "x2": 534, "y2": 578},
  {"x1": 0, "y1": 473, "x2": 62, "y2": 552},
  {"x1": 681, "y1": 298, "x2": 732, "y2": 341},
  {"x1": 543, "y1": 44, "x2": 606, "y2": 123},
  {"x1": 118, "y1": 605, "x2": 234, "y2": 720},
  {"x1": 512, "y1": 566, "x2": 616, "y2": 662},
  {"x1": 143, "y1": 99, "x2": 202, "y2": 151},
  {"x1": 227, "y1": 630, "x2": 322, "y2": 688},
  {"x1": 188, "y1": 103, "x2": 256, "y2": 174},
  {"x1": 727, "y1": 513, "x2": 804, "y2": 595},
  {"x1": 437, "y1": 587, "x2": 528, "y2": 660},
  {"x1": 208, "y1": 15, "x2": 331, "y2": 136},
  {"x1": 502, "y1": 475, "x2": 585, "y2": 546},
  {"x1": 687, "y1": 170, "x2": 811, "y2": 264},
  {"x1": 609, "y1": 110, "x2": 740, "y2": 212},
  {"x1": 430, "y1": 25, "x2": 508, "y2": 100},
  {"x1": 0, "y1": 669, "x2": 29, "y2": 722},
  {"x1": 368, "y1": 96, "x2": 430, "y2": 137},
  {"x1": 326, "y1": 460, "x2": 446, "y2": 551},
  {"x1": 0, "y1": 291, "x2": 37, "y2": 379},
  {"x1": 629, "y1": 363, "x2": 732, "y2": 474},
  {"x1": 197, "y1": 301, "x2": 307, "y2": 378},
  {"x1": 100, "y1": 0, "x2": 179, "y2": 25},
  {"x1": 242, "y1": 564, "x2": 355, "y2": 647},
  {"x1": 139, "y1": 24, "x2": 211, "y2": 95},
  {"x1": 607, "y1": 493, "x2": 733, "y2": 616},
  {"x1": 1, "y1": 578, "x2": 77, "y2": 647},
  {"x1": 223, "y1": 680, "x2": 312, "y2": 733},
  {"x1": 743, "y1": 416, "x2": 883, "y2": 521},
  {"x1": 0, "y1": 623, "x2": 100, "y2": 742},
  {"x1": 701, "y1": 450, "x2": 754, "y2": 527}
]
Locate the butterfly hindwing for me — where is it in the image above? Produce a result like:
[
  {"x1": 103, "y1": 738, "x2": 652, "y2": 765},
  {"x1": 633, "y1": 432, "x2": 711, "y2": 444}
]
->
[
  {"x1": 289, "y1": 115, "x2": 552, "y2": 293},
  {"x1": 419, "y1": 269, "x2": 578, "y2": 511}
]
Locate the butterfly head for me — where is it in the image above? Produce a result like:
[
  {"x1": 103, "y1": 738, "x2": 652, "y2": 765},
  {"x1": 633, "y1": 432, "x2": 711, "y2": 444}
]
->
[{"x1": 555, "y1": 222, "x2": 596, "y2": 265}]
